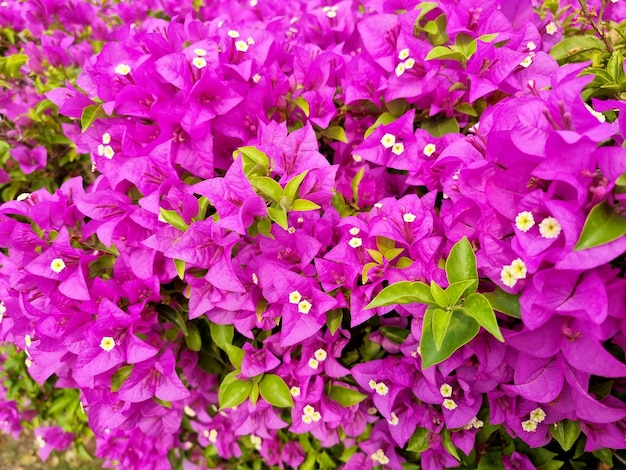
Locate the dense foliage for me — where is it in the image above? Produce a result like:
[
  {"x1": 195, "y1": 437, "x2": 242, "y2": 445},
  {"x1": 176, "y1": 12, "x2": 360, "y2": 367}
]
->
[{"x1": 1, "y1": 0, "x2": 626, "y2": 469}]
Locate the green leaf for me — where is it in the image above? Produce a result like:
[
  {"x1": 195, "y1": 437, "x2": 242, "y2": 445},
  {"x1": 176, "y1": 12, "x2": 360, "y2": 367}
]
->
[
  {"x1": 328, "y1": 385, "x2": 367, "y2": 407},
  {"x1": 477, "y1": 33, "x2": 499, "y2": 43},
  {"x1": 421, "y1": 310, "x2": 480, "y2": 368},
  {"x1": 549, "y1": 35, "x2": 605, "y2": 62},
  {"x1": 326, "y1": 309, "x2": 343, "y2": 335},
  {"x1": 445, "y1": 237, "x2": 478, "y2": 292},
  {"x1": 283, "y1": 170, "x2": 309, "y2": 202},
  {"x1": 445, "y1": 280, "x2": 476, "y2": 306},
  {"x1": 259, "y1": 374, "x2": 294, "y2": 408},
  {"x1": 219, "y1": 378, "x2": 252, "y2": 409},
  {"x1": 574, "y1": 201, "x2": 626, "y2": 250},
  {"x1": 157, "y1": 304, "x2": 189, "y2": 336},
  {"x1": 268, "y1": 206, "x2": 288, "y2": 229},
  {"x1": 111, "y1": 365, "x2": 133, "y2": 392},
  {"x1": 225, "y1": 344, "x2": 244, "y2": 369},
  {"x1": 351, "y1": 167, "x2": 365, "y2": 204},
  {"x1": 380, "y1": 326, "x2": 410, "y2": 344},
  {"x1": 209, "y1": 323, "x2": 234, "y2": 350},
  {"x1": 431, "y1": 307, "x2": 453, "y2": 350},
  {"x1": 461, "y1": 293, "x2": 504, "y2": 342},
  {"x1": 425, "y1": 46, "x2": 464, "y2": 62},
  {"x1": 441, "y1": 428, "x2": 460, "y2": 461},
  {"x1": 550, "y1": 420, "x2": 581, "y2": 452},
  {"x1": 406, "y1": 427, "x2": 430, "y2": 453},
  {"x1": 415, "y1": 1, "x2": 438, "y2": 18},
  {"x1": 592, "y1": 449, "x2": 613, "y2": 466},
  {"x1": 366, "y1": 281, "x2": 436, "y2": 308},
  {"x1": 606, "y1": 51, "x2": 625, "y2": 82},
  {"x1": 236, "y1": 146, "x2": 269, "y2": 167},
  {"x1": 185, "y1": 322, "x2": 202, "y2": 351},
  {"x1": 366, "y1": 249, "x2": 384, "y2": 264},
  {"x1": 159, "y1": 208, "x2": 189, "y2": 231},
  {"x1": 323, "y1": 126, "x2": 348, "y2": 143},
  {"x1": 0, "y1": 53, "x2": 28, "y2": 78},
  {"x1": 482, "y1": 288, "x2": 521, "y2": 318},
  {"x1": 291, "y1": 199, "x2": 321, "y2": 211},
  {"x1": 251, "y1": 176, "x2": 283, "y2": 202},
  {"x1": 80, "y1": 104, "x2": 104, "y2": 133},
  {"x1": 364, "y1": 112, "x2": 397, "y2": 138},
  {"x1": 421, "y1": 115, "x2": 460, "y2": 137},
  {"x1": 249, "y1": 382, "x2": 259, "y2": 406},
  {"x1": 454, "y1": 103, "x2": 477, "y2": 117},
  {"x1": 454, "y1": 32, "x2": 477, "y2": 59},
  {"x1": 174, "y1": 259, "x2": 185, "y2": 280},
  {"x1": 430, "y1": 281, "x2": 449, "y2": 307},
  {"x1": 477, "y1": 453, "x2": 506, "y2": 470},
  {"x1": 294, "y1": 96, "x2": 310, "y2": 117},
  {"x1": 616, "y1": 171, "x2": 626, "y2": 186}
]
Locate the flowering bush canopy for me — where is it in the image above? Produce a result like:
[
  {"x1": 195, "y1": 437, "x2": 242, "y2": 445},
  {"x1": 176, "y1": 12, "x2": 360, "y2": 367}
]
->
[{"x1": 1, "y1": 0, "x2": 626, "y2": 469}]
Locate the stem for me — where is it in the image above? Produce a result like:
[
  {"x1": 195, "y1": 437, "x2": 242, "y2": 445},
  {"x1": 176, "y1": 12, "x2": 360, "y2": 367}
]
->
[{"x1": 577, "y1": 0, "x2": 614, "y2": 52}]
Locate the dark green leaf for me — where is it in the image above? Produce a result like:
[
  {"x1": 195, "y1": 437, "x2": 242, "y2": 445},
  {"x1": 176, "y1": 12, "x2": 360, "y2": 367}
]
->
[
  {"x1": 157, "y1": 304, "x2": 189, "y2": 335},
  {"x1": 259, "y1": 374, "x2": 294, "y2": 408},
  {"x1": 482, "y1": 288, "x2": 521, "y2": 318},
  {"x1": 380, "y1": 326, "x2": 410, "y2": 344},
  {"x1": 366, "y1": 281, "x2": 436, "y2": 308},
  {"x1": 441, "y1": 428, "x2": 460, "y2": 461},
  {"x1": 477, "y1": 453, "x2": 505, "y2": 470},
  {"x1": 185, "y1": 322, "x2": 202, "y2": 351},
  {"x1": 574, "y1": 201, "x2": 626, "y2": 250},
  {"x1": 421, "y1": 115, "x2": 460, "y2": 137},
  {"x1": 461, "y1": 293, "x2": 504, "y2": 341},
  {"x1": 550, "y1": 420, "x2": 581, "y2": 452},
  {"x1": 406, "y1": 427, "x2": 430, "y2": 453},
  {"x1": 592, "y1": 448, "x2": 613, "y2": 466},
  {"x1": 421, "y1": 310, "x2": 479, "y2": 368},
  {"x1": 328, "y1": 385, "x2": 367, "y2": 407}
]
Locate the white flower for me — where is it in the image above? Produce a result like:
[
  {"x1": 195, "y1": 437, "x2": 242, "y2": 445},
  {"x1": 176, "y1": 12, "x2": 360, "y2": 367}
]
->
[
  {"x1": 349, "y1": 227, "x2": 360, "y2": 236},
  {"x1": 398, "y1": 48, "x2": 410, "y2": 60},
  {"x1": 387, "y1": 412, "x2": 399, "y2": 426},
  {"x1": 515, "y1": 211, "x2": 535, "y2": 232},
  {"x1": 289, "y1": 290, "x2": 302, "y2": 304},
  {"x1": 391, "y1": 142, "x2": 404, "y2": 155},
  {"x1": 380, "y1": 133, "x2": 396, "y2": 148},
  {"x1": 404, "y1": 57, "x2": 415, "y2": 69},
  {"x1": 102, "y1": 145, "x2": 115, "y2": 159},
  {"x1": 520, "y1": 54, "x2": 534, "y2": 68},
  {"x1": 348, "y1": 237, "x2": 362, "y2": 248},
  {"x1": 545, "y1": 22, "x2": 558, "y2": 35},
  {"x1": 443, "y1": 399, "x2": 458, "y2": 410},
  {"x1": 308, "y1": 358, "x2": 319, "y2": 369},
  {"x1": 439, "y1": 383, "x2": 453, "y2": 398},
  {"x1": 114, "y1": 64, "x2": 131, "y2": 75},
  {"x1": 192, "y1": 57, "x2": 207, "y2": 69},
  {"x1": 298, "y1": 299, "x2": 312, "y2": 314},
  {"x1": 522, "y1": 419, "x2": 538, "y2": 432},
  {"x1": 252, "y1": 73, "x2": 262, "y2": 83},
  {"x1": 403, "y1": 213, "x2": 416, "y2": 223},
  {"x1": 102, "y1": 132, "x2": 111, "y2": 144},
  {"x1": 252, "y1": 273, "x2": 259, "y2": 284},
  {"x1": 526, "y1": 41, "x2": 537, "y2": 51},
  {"x1": 375, "y1": 382, "x2": 389, "y2": 396},
  {"x1": 510, "y1": 258, "x2": 527, "y2": 280},
  {"x1": 194, "y1": 48, "x2": 207, "y2": 56},
  {"x1": 184, "y1": 406, "x2": 196, "y2": 417},
  {"x1": 235, "y1": 40, "x2": 249, "y2": 52},
  {"x1": 530, "y1": 407, "x2": 546, "y2": 423},
  {"x1": 227, "y1": 30, "x2": 240, "y2": 38},
  {"x1": 100, "y1": 336, "x2": 116, "y2": 352},
  {"x1": 250, "y1": 435, "x2": 262, "y2": 450},
  {"x1": 538, "y1": 216, "x2": 562, "y2": 239},
  {"x1": 395, "y1": 62, "x2": 406, "y2": 77},
  {"x1": 35, "y1": 435, "x2": 46, "y2": 449},
  {"x1": 314, "y1": 348, "x2": 328, "y2": 361},
  {"x1": 50, "y1": 258, "x2": 66, "y2": 273},
  {"x1": 500, "y1": 265, "x2": 517, "y2": 288},
  {"x1": 352, "y1": 154, "x2": 362, "y2": 162},
  {"x1": 290, "y1": 386, "x2": 301, "y2": 397},
  {"x1": 371, "y1": 449, "x2": 389, "y2": 465},
  {"x1": 24, "y1": 335, "x2": 32, "y2": 347},
  {"x1": 423, "y1": 143, "x2": 436, "y2": 157}
]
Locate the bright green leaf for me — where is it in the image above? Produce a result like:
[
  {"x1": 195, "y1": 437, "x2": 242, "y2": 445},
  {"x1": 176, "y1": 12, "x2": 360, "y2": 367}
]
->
[
  {"x1": 219, "y1": 378, "x2": 252, "y2": 409},
  {"x1": 283, "y1": 170, "x2": 309, "y2": 202},
  {"x1": 328, "y1": 385, "x2": 367, "y2": 407},
  {"x1": 445, "y1": 279, "x2": 476, "y2": 306},
  {"x1": 259, "y1": 374, "x2": 294, "y2": 408},
  {"x1": 80, "y1": 103, "x2": 104, "y2": 133},
  {"x1": 236, "y1": 146, "x2": 270, "y2": 167},
  {"x1": 209, "y1": 323, "x2": 234, "y2": 351},
  {"x1": 574, "y1": 201, "x2": 626, "y2": 250},
  {"x1": 445, "y1": 236, "x2": 478, "y2": 291},
  {"x1": 326, "y1": 309, "x2": 343, "y2": 335},
  {"x1": 268, "y1": 206, "x2": 288, "y2": 229},
  {"x1": 366, "y1": 281, "x2": 436, "y2": 309},
  {"x1": 421, "y1": 310, "x2": 480, "y2": 368},
  {"x1": 430, "y1": 280, "x2": 449, "y2": 307},
  {"x1": 549, "y1": 35, "x2": 605, "y2": 62},
  {"x1": 351, "y1": 167, "x2": 365, "y2": 204},
  {"x1": 431, "y1": 307, "x2": 453, "y2": 350},
  {"x1": 251, "y1": 176, "x2": 283, "y2": 202},
  {"x1": 323, "y1": 126, "x2": 348, "y2": 143},
  {"x1": 111, "y1": 365, "x2": 133, "y2": 392},
  {"x1": 159, "y1": 208, "x2": 189, "y2": 231},
  {"x1": 291, "y1": 199, "x2": 321, "y2": 211},
  {"x1": 364, "y1": 112, "x2": 397, "y2": 138},
  {"x1": 174, "y1": 259, "x2": 185, "y2": 280},
  {"x1": 442, "y1": 428, "x2": 461, "y2": 461},
  {"x1": 226, "y1": 344, "x2": 244, "y2": 369},
  {"x1": 592, "y1": 448, "x2": 613, "y2": 466},
  {"x1": 425, "y1": 46, "x2": 464, "y2": 62},
  {"x1": 294, "y1": 96, "x2": 310, "y2": 117},
  {"x1": 461, "y1": 293, "x2": 504, "y2": 342}
]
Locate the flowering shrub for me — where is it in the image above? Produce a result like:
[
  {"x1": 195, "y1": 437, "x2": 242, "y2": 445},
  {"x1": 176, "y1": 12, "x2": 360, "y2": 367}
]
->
[{"x1": 1, "y1": 0, "x2": 626, "y2": 469}]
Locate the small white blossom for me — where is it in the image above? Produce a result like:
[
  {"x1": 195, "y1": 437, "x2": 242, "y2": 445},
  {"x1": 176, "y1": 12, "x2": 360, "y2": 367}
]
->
[
  {"x1": 526, "y1": 41, "x2": 537, "y2": 51},
  {"x1": 287, "y1": 226, "x2": 296, "y2": 234},
  {"x1": 308, "y1": 358, "x2": 320, "y2": 369},
  {"x1": 100, "y1": 336, "x2": 116, "y2": 352},
  {"x1": 250, "y1": 434, "x2": 262, "y2": 450},
  {"x1": 184, "y1": 406, "x2": 196, "y2": 417},
  {"x1": 289, "y1": 290, "x2": 302, "y2": 304},
  {"x1": 349, "y1": 227, "x2": 360, "y2": 236},
  {"x1": 298, "y1": 299, "x2": 312, "y2": 314},
  {"x1": 520, "y1": 53, "x2": 534, "y2": 68},
  {"x1": 252, "y1": 73, "x2": 262, "y2": 83},
  {"x1": 403, "y1": 213, "x2": 416, "y2": 223},
  {"x1": 102, "y1": 145, "x2": 115, "y2": 159},
  {"x1": 227, "y1": 30, "x2": 240, "y2": 38},
  {"x1": 398, "y1": 48, "x2": 410, "y2": 60},
  {"x1": 114, "y1": 64, "x2": 131, "y2": 75},
  {"x1": 387, "y1": 412, "x2": 399, "y2": 426},
  {"x1": 443, "y1": 399, "x2": 458, "y2": 410},
  {"x1": 423, "y1": 143, "x2": 436, "y2": 157},
  {"x1": 530, "y1": 407, "x2": 546, "y2": 423},
  {"x1": 500, "y1": 265, "x2": 517, "y2": 288},
  {"x1": 510, "y1": 258, "x2": 527, "y2": 280},
  {"x1": 585, "y1": 103, "x2": 606, "y2": 122},
  {"x1": 375, "y1": 382, "x2": 389, "y2": 396},
  {"x1": 439, "y1": 383, "x2": 453, "y2": 398},
  {"x1": 192, "y1": 56, "x2": 207, "y2": 69},
  {"x1": 25, "y1": 335, "x2": 32, "y2": 347},
  {"x1": 538, "y1": 216, "x2": 562, "y2": 239},
  {"x1": 522, "y1": 419, "x2": 538, "y2": 432},
  {"x1": 371, "y1": 449, "x2": 389, "y2": 465},
  {"x1": 545, "y1": 22, "x2": 558, "y2": 35},
  {"x1": 391, "y1": 142, "x2": 405, "y2": 155},
  {"x1": 404, "y1": 57, "x2": 415, "y2": 69},
  {"x1": 515, "y1": 211, "x2": 535, "y2": 232},
  {"x1": 235, "y1": 40, "x2": 249, "y2": 52},
  {"x1": 50, "y1": 258, "x2": 66, "y2": 273},
  {"x1": 314, "y1": 349, "x2": 328, "y2": 361},
  {"x1": 194, "y1": 48, "x2": 207, "y2": 56},
  {"x1": 102, "y1": 132, "x2": 111, "y2": 144},
  {"x1": 348, "y1": 237, "x2": 363, "y2": 248},
  {"x1": 380, "y1": 133, "x2": 396, "y2": 148},
  {"x1": 290, "y1": 386, "x2": 301, "y2": 397},
  {"x1": 35, "y1": 435, "x2": 46, "y2": 449},
  {"x1": 352, "y1": 154, "x2": 363, "y2": 162},
  {"x1": 252, "y1": 273, "x2": 259, "y2": 284},
  {"x1": 395, "y1": 62, "x2": 406, "y2": 77},
  {"x1": 16, "y1": 193, "x2": 31, "y2": 201}
]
